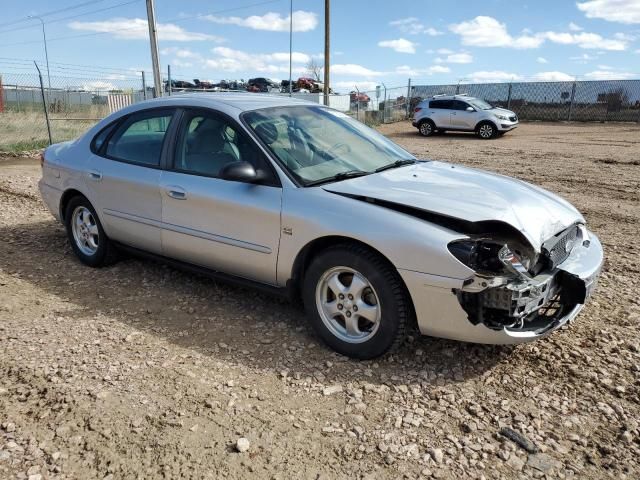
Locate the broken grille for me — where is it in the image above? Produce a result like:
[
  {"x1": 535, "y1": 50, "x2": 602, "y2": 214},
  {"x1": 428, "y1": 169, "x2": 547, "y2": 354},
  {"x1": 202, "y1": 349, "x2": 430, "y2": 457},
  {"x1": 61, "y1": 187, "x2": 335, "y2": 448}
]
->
[{"x1": 544, "y1": 225, "x2": 579, "y2": 268}]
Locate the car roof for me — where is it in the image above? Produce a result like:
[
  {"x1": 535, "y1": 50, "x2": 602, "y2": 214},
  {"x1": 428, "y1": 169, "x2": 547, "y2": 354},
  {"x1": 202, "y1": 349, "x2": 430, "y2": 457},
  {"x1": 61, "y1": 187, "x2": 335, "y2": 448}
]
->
[
  {"x1": 425, "y1": 94, "x2": 476, "y2": 101},
  {"x1": 131, "y1": 92, "x2": 319, "y2": 113}
]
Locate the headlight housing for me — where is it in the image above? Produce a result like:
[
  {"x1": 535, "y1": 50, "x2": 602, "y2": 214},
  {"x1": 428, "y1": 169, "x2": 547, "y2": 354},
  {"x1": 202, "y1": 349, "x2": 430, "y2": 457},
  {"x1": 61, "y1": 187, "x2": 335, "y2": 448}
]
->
[
  {"x1": 448, "y1": 238, "x2": 535, "y2": 276},
  {"x1": 494, "y1": 113, "x2": 509, "y2": 120}
]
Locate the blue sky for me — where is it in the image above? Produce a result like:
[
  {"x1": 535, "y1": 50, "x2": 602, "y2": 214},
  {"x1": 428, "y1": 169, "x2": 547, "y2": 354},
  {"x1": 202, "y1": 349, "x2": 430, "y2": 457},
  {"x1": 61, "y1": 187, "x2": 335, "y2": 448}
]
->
[{"x1": 1, "y1": 0, "x2": 639, "y2": 92}]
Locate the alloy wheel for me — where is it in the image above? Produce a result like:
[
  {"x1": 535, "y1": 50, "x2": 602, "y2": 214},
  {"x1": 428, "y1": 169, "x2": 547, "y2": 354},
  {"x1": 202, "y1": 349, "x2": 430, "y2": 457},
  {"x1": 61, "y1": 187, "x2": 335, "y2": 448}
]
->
[
  {"x1": 315, "y1": 266, "x2": 381, "y2": 344},
  {"x1": 71, "y1": 206, "x2": 99, "y2": 256}
]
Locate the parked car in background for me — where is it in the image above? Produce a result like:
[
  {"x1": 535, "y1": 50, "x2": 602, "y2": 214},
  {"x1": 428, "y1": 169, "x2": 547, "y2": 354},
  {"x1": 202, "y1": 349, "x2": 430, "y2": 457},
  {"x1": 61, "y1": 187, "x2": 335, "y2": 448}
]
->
[
  {"x1": 413, "y1": 94, "x2": 518, "y2": 139},
  {"x1": 247, "y1": 78, "x2": 280, "y2": 93},
  {"x1": 38, "y1": 94, "x2": 602, "y2": 359}
]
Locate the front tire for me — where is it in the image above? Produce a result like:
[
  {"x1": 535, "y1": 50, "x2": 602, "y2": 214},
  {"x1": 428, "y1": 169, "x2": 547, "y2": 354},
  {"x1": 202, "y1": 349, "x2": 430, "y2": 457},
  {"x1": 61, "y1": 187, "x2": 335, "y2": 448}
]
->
[
  {"x1": 64, "y1": 196, "x2": 117, "y2": 267},
  {"x1": 476, "y1": 121, "x2": 497, "y2": 139},
  {"x1": 302, "y1": 244, "x2": 411, "y2": 359}
]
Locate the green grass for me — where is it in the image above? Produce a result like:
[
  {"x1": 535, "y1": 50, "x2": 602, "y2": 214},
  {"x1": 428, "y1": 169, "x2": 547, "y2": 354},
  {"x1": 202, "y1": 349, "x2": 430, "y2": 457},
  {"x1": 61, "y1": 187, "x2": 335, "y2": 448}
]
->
[{"x1": 0, "y1": 139, "x2": 50, "y2": 153}]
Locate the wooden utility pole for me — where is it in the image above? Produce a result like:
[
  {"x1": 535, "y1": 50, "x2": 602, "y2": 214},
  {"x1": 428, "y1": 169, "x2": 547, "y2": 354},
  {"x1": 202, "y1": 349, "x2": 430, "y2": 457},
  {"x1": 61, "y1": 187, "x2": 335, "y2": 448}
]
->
[
  {"x1": 323, "y1": 0, "x2": 330, "y2": 106},
  {"x1": 146, "y1": 0, "x2": 162, "y2": 98}
]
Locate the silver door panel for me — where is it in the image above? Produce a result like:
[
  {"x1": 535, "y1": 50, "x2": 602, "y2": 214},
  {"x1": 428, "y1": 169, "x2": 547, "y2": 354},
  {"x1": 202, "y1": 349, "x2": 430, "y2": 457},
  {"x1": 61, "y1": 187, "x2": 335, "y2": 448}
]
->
[
  {"x1": 86, "y1": 155, "x2": 163, "y2": 254},
  {"x1": 160, "y1": 171, "x2": 282, "y2": 284}
]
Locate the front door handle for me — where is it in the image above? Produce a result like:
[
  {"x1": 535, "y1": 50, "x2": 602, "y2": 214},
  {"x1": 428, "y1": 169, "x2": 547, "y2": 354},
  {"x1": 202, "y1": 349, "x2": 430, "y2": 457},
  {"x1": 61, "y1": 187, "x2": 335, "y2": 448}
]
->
[
  {"x1": 165, "y1": 186, "x2": 187, "y2": 200},
  {"x1": 88, "y1": 170, "x2": 102, "y2": 181}
]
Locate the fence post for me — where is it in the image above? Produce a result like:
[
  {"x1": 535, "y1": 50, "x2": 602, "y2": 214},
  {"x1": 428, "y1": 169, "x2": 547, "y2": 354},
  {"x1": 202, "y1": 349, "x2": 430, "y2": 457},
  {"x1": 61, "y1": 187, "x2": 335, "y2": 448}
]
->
[
  {"x1": 382, "y1": 84, "x2": 387, "y2": 123},
  {"x1": 568, "y1": 81, "x2": 576, "y2": 122},
  {"x1": 507, "y1": 82, "x2": 512, "y2": 110},
  {"x1": 34, "y1": 62, "x2": 52, "y2": 145},
  {"x1": 406, "y1": 78, "x2": 412, "y2": 119},
  {"x1": 142, "y1": 71, "x2": 147, "y2": 100},
  {"x1": 167, "y1": 65, "x2": 172, "y2": 96}
]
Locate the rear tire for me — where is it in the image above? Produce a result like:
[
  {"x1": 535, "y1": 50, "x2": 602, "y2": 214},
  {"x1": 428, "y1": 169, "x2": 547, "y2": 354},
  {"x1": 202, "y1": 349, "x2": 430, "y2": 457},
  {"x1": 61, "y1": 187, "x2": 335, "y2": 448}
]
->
[
  {"x1": 64, "y1": 196, "x2": 118, "y2": 267},
  {"x1": 302, "y1": 244, "x2": 411, "y2": 359},
  {"x1": 418, "y1": 120, "x2": 436, "y2": 137},
  {"x1": 476, "y1": 121, "x2": 497, "y2": 139}
]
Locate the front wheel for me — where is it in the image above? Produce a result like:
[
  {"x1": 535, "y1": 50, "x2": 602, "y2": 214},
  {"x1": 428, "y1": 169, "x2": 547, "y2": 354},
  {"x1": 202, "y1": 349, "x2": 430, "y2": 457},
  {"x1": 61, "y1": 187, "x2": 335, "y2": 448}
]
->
[
  {"x1": 302, "y1": 244, "x2": 412, "y2": 359},
  {"x1": 476, "y1": 121, "x2": 497, "y2": 139}
]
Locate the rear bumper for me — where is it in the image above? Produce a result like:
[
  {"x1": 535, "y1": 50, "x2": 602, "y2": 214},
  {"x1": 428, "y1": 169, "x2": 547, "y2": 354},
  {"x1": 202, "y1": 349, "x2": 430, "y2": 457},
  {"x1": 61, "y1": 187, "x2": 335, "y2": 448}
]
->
[
  {"x1": 38, "y1": 179, "x2": 62, "y2": 221},
  {"x1": 399, "y1": 231, "x2": 603, "y2": 344}
]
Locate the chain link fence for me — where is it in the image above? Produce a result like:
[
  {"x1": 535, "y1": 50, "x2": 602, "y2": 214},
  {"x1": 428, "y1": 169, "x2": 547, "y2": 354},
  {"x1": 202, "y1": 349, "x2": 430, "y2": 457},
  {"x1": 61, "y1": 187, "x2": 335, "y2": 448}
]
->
[
  {"x1": 412, "y1": 79, "x2": 640, "y2": 122},
  {"x1": 0, "y1": 70, "x2": 147, "y2": 152},
  {"x1": 2, "y1": 67, "x2": 639, "y2": 152}
]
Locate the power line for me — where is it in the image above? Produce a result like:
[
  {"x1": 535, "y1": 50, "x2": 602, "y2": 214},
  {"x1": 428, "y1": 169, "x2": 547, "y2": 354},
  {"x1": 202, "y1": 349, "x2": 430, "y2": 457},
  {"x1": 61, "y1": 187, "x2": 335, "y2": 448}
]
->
[
  {"x1": 0, "y1": 0, "x2": 143, "y2": 35},
  {"x1": 0, "y1": 57, "x2": 144, "y2": 75},
  {"x1": 0, "y1": 0, "x2": 111, "y2": 28},
  {"x1": 0, "y1": 0, "x2": 285, "y2": 47}
]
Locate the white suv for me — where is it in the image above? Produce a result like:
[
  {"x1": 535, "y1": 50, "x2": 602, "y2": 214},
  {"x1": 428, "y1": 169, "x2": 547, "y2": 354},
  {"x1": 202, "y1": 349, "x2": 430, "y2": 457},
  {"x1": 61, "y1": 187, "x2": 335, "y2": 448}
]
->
[{"x1": 412, "y1": 94, "x2": 518, "y2": 139}]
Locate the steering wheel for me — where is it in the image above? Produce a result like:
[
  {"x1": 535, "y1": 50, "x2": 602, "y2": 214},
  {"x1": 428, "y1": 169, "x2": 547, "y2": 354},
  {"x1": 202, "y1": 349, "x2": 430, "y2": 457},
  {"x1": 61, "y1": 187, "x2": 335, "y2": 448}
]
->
[{"x1": 325, "y1": 142, "x2": 351, "y2": 159}]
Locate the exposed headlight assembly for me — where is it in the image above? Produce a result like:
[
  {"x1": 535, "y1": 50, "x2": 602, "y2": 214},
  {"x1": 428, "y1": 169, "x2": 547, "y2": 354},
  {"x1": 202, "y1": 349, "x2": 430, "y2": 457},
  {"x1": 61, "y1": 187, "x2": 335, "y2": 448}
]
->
[{"x1": 448, "y1": 239, "x2": 535, "y2": 278}]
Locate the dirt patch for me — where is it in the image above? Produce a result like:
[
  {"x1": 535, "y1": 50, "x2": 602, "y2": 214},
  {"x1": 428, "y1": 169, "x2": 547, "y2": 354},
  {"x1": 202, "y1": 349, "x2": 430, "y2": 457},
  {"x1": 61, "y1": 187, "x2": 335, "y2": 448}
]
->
[{"x1": 1, "y1": 122, "x2": 639, "y2": 479}]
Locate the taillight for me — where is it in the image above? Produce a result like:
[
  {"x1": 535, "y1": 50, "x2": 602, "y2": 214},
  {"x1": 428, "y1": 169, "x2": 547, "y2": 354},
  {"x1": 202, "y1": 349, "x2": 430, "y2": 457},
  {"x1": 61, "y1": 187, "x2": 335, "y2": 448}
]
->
[
  {"x1": 414, "y1": 107, "x2": 422, "y2": 113},
  {"x1": 40, "y1": 152, "x2": 45, "y2": 169}
]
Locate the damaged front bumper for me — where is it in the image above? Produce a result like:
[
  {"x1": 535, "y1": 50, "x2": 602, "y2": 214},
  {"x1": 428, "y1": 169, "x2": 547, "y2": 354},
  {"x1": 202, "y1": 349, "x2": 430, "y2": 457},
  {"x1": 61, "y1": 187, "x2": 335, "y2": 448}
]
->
[{"x1": 399, "y1": 230, "x2": 603, "y2": 344}]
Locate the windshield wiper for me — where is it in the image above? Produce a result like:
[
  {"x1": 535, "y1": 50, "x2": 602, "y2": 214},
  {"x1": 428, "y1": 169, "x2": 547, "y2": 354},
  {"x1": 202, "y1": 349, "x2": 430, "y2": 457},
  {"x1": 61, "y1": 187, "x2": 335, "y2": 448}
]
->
[
  {"x1": 374, "y1": 159, "x2": 416, "y2": 173},
  {"x1": 305, "y1": 170, "x2": 370, "y2": 187}
]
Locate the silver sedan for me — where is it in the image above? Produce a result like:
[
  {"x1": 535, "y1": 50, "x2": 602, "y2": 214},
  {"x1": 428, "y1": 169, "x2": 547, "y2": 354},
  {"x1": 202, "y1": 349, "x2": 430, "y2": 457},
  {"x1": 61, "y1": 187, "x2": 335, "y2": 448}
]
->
[{"x1": 39, "y1": 94, "x2": 603, "y2": 359}]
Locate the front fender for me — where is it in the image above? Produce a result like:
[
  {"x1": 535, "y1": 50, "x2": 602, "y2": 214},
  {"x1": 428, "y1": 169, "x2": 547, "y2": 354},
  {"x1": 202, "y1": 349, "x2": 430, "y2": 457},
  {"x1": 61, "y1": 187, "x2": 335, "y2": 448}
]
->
[{"x1": 277, "y1": 187, "x2": 474, "y2": 286}]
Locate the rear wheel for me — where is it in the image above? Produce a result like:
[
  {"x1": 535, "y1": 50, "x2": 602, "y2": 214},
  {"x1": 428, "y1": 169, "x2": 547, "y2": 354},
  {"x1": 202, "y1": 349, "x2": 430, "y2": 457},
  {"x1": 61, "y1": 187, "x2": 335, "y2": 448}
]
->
[
  {"x1": 476, "y1": 121, "x2": 497, "y2": 139},
  {"x1": 302, "y1": 244, "x2": 411, "y2": 359},
  {"x1": 64, "y1": 196, "x2": 117, "y2": 267},
  {"x1": 418, "y1": 120, "x2": 435, "y2": 137}
]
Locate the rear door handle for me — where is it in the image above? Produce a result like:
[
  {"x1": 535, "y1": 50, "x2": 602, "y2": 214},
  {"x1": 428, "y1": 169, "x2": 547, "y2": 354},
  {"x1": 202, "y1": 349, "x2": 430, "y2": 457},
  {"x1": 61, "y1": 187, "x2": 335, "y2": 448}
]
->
[
  {"x1": 165, "y1": 186, "x2": 187, "y2": 200},
  {"x1": 88, "y1": 170, "x2": 102, "y2": 181}
]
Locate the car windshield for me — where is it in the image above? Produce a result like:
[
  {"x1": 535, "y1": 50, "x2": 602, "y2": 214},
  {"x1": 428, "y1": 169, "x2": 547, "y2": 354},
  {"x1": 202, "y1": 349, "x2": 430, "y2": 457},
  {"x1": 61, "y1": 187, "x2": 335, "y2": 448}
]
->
[
  {"x1": 243, "y1": 105, "x2": 416, "y2": 186},
  {"x1": 466, "y1": 98, "x2": 494, "y2": 110}
]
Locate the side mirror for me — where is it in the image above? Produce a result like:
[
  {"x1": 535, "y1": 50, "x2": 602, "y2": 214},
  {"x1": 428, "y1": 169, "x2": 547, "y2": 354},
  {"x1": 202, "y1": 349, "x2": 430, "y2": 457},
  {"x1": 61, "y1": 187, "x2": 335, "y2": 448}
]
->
[
  {"x1": 466, "y1": 106, "x2": 475, "y2": 112},
  {"x1": 219, "y1": 161, "x2": 266, "y2": 183}
]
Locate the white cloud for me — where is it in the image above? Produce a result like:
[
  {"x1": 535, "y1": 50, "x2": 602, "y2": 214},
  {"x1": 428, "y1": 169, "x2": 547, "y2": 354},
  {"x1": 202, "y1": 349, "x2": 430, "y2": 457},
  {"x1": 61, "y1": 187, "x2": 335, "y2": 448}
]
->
[
  {"x1": 332, "y1": 64, "x2": 383, "y2": 76},
  {"x1": 584, "y1": 69, "x2": 637, "y2": 79},
  {"x1": 534, "y1": 71, "x2": 575, "y2": 81},
  {"x1": 161, "y1": 47, "x2": 200, "y2": 59},
  {"x1": 537, "y1": 56, "x2": 548, "y2": 63},
  {"x1": 577, "y1": 0, "x2": 640, "y2": 24},
  {"x1": 544, "y1": 31, "x2": 626, "y2": 50},
  {"x1": 203, "y1": 10, "x2": 317, "y2": 32},
  {"x1": 435, "y1": 53, "x2": 473, "y2": 64},
  {"x1": 389, "y1": 17, "x2": 443, "y2": 35},
  {"x1": 378, "y1": 38, "x2": 417, "y2": 54},
  {"x1": 468, "y1": 71, "x2": 522, "y2": 83},
  {"x1": 449, "y1": 15, "x2": 628, "y2": 50},
  {"x1": 436, "y1": 48, "x2": 454, "y2": 54},
  {"x1": 449, "y1": 16, "x2": 544, "y2": 49},
  {"x1": 333, "y1": 81, "x2": 379, "y2": 92},
  {"x1": 69, "y1": 18, "x2": 224, "y2": 42},
  {"x1": 82, "y1": 81, "x2": 117, "y2": 91},
  {"x1": 569, "y1": 22, "x2": 583, "y2": 31},
  {"x1": 394, "y1": 65, "x2": 450, "y2": 76},
  {"x1": 203, "y1": 47, "x2": 310, "y2": 74},
  {"x1": 570, "y1": 52, "x2": 598, "y2": 62}
]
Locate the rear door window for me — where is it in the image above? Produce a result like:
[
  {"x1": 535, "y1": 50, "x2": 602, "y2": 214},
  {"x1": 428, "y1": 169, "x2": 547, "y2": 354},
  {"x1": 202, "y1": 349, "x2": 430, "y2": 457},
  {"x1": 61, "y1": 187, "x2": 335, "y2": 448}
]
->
[
  {"x1": 105, "y1": 109, "x2": 174, "y2": 167},
  {"x1": 429, "y1": 99, "x2": 452, "y2": 109}
]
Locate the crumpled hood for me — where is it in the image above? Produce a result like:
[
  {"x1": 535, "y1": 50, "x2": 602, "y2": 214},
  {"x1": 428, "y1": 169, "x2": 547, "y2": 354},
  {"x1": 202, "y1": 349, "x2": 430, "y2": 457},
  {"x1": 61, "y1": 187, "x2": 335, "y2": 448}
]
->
[{"x1": 324, "y1": 161, "x2": 584, "y2": 251}]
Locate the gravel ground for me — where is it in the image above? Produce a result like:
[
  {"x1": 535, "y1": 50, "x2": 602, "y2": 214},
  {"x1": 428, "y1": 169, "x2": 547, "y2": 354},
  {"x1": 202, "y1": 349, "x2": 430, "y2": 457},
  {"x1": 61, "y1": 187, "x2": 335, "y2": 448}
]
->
[{"x1": 1, "y1": 122, "x2": 639, "y2": 480}]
